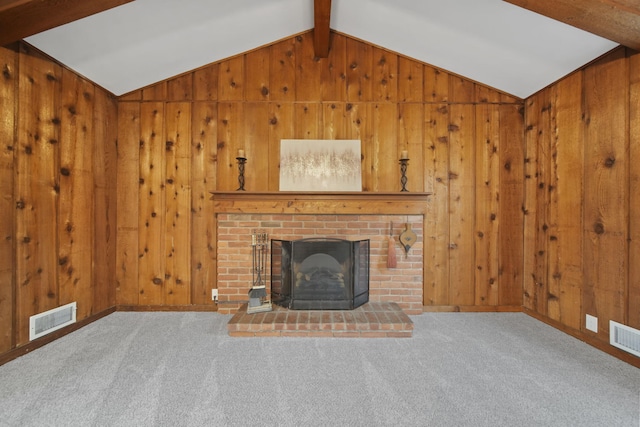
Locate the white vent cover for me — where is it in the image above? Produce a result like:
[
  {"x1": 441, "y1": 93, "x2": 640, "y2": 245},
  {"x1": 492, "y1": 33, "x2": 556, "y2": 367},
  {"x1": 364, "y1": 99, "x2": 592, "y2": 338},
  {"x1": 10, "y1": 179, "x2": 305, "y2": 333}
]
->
[
  {"x1": 610, "y1": 320, "x2": 640, "y2": 358},
  {"x1": 29, "y1": 302, "x2": 77, "y2": 341}
]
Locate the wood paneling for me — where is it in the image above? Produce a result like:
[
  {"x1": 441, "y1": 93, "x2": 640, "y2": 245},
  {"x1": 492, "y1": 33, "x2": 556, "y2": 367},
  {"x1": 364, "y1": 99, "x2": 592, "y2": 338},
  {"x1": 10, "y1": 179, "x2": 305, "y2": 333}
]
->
[
  {"x1": 0, "y1": 46, "x2": 17, "y2": 353},
  {"x1": 475, "y1": 104, "x2": 500, "y2": 305},
  {"x1": 190, "y1": 102, "x2": 217, "y2": 306},
  {"x1": 113, "y1": 30, "x2": 524, "y2": 315},
  {"x1": 448, "y1": 104, "x2": 476, "y2": 306},
  {"x1": 138, "y1": 102, "x2": 165, "y2": 305},
  {"x1": 92, "y1": 89, "x2": 117, "y2": 313},
  {"x1": 15, "y1": 48, "x2": 62, "y2": 346},
  {"x1": 423, "y1": 104, "x2": 450, "y2": 306},
  {"x1": 629, "y1": 51, "x2": 640, "y2": 329},
  {"x1": 59, "y1": 68, "x2": 95, "y2": 319},
  {"x1": 4, "y1": 28, "x2": 638, "y2": 366},
  {"x1": 524, "y1": 47, "x2": 638, "y2": 351},
  {"x1": 2, "y1": 43, "x2": 117, "y2": 353},
  {"x1": 582, "y1": 50, "x2": 629, "y2": 340},
  {"x1": 115, "y1": 102, "x2": 140, "y2": 306},
  {"x1": 498, "y1": 104, "x2": 524, "y2": 307}
]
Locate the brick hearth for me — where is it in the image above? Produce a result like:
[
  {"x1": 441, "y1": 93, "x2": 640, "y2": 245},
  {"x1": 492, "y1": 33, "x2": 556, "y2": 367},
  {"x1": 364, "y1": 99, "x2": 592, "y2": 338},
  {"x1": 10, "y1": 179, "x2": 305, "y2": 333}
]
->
[{"x1": 227, "y1": 302, "x2": 413, "y2": 337}]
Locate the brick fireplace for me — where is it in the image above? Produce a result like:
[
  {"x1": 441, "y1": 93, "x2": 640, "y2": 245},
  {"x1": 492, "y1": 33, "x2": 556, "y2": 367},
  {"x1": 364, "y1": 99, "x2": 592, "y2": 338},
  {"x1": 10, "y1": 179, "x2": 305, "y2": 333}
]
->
[{"x1": 211, "y1": 192, "x2": 429, "y2": 315}]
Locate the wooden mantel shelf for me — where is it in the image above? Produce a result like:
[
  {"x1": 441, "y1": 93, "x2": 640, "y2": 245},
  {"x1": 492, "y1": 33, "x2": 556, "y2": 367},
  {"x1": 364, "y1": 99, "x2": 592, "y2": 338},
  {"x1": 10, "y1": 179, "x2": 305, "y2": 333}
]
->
[{"x1": 210, "y1": 191, "x2": 431, "y2": 215}]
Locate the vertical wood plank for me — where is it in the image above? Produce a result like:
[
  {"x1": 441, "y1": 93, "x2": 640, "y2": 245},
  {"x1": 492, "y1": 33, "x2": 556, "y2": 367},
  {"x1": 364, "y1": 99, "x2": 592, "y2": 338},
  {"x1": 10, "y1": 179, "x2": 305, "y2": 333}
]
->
[
  {"x1": 321, "y1": 33, "x2": 346, "y2": 102},
  {"x1": 474, "y1": 104, "x2": 500, "y2": 306},
  {"x1": 448, "y1": 104, "x2": 476, "y2": 306},
  {"x1": 498, "y1": 104, "x2": 525, "y2": 307},
  {"x1": 15, "y1": 48, "x2": 61, "y2": 345},
  {"x1": 548, "y1": 72, "x2": 583, "y2": 329},
  {"x1": 92, "y1": 89, "x2": 117, "y2": 313},
  {"x1": 142, "y1": 82, "x2": 166, "y2": 101},
  {"x1": 138, "y1": 102, "x2": 166, "y2": 305},
  {"x1": 268, "y1": 103, "x2": 294, "y2": 190},
  {"x1": 345, "y1": 103, "x2": 372, "y2": 191},
  {"x1": 424, "y1": 66, "x2": 449, "y2": 103},
  {"x1": 545, "y1": 84, "x2": 561, "y2": 321},
  {"x1": 245, "y1": 48, "x2": 270, "y2": 102},
  {"x1": 371, "y1": 103, "x2": 397, "y2": 191},
  {"x1": 167, "y1": 74, "x2": 193, "y2": 101},
  {"x1": 527, "y1": 90, "x2": 552, "y2": 315},
  {"x1": 583, "y1": 50, "x2": 629, "y2": 338},
  {"x1": 118, "y1": 90, "x2": 141, "y2": 102},
  {"x1": 372, "y1": 47, "x2": 397, "y2": 102},
  {"x1": 59, "y1": 69, "x2": 95, "y2": 318},
  {"x1": 293, "y1": 103, "x2": 320, "y2": 140},
  {"x1": 164, "y1": 102, "x2": 191, "y2": 305},
  {"x1": 476, "y1": 85, "x2": 501, "y2": 104},
  {"x1": 522, "y1": 95, "x2": 539, "y2": 312},
  {"x1": 398, "y1": 103, "x2": 424, "y2": 192},
  {"x1": 217, "y1": 102, "x2": 245, "y2": 191},
  {"x1": 450, "y1": 76, "x2": 475, "y2": 104},
  {"x1": 424, "y1": 104, "x2": 450, "y2": 305},
  {"x1": 398, "y1": 57, "x2": 424, "y2": 102},
  {"x1": 345, "y1": 38, "x2": 372, "y2": 102},
  {"x1": 322, "y1": 102, "x2": 346, "y2": 140},
  {"x1": 629, "y1": 50, "x2": 640, "y2": 329},
  {"x1": 191, "y1": 102, "x2": 217, "y2": 306},
  {"x1": 193, "y1": 64, "x2": 219, "y2": 101},
  {"x1": 269, "y1": 38, "x2": 296, "y2": 102},
  {"x1": 116, "y1": 102, "x2": 140, "y2": 306},
  {"x1": 0, "y1": 46, "x2": 16, "y2": 352},
  {"x1": 243, "y1": 102, "x2": 270, "y2": 191},
  {"x1": 295, "y1": 33, "x2": 322, "y2": 101},
  {"x1": 218, "y1": 56, "x2": 244, "y2": 102}
]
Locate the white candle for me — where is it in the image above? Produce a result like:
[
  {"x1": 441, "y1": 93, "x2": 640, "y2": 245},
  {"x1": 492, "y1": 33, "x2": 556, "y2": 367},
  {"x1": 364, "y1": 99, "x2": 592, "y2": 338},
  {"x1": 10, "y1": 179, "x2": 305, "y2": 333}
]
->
[
  {"x1": 400, "y1": 150, "x2": 409, "y2": 160},
  {"x1": 237, "y1": 149, "x2": 245, "y2": 158}
]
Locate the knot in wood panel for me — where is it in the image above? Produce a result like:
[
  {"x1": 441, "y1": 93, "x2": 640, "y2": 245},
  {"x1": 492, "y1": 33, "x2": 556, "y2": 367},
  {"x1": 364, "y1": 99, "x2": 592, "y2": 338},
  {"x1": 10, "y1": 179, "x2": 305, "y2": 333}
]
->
[
  {"x1": 604, "y1": 156, "x2": 616, "y2": 168},
  {"x1": 593, "y1": 222, "x2": 605, "y2": 235}
]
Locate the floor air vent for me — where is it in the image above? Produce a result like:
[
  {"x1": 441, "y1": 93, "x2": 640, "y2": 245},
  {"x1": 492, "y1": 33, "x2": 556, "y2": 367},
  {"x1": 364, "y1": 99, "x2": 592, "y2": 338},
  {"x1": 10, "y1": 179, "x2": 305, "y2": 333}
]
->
[
  {"x1": 610, "y1": 321, "x2": 640, "y2": 358},
  {"x1": 29, "y1": 302, "x2": 77, "y2": 341}
]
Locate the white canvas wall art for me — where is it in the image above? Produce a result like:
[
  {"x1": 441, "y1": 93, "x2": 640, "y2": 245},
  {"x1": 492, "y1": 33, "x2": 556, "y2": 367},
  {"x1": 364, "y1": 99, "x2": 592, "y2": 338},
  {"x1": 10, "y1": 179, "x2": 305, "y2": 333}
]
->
[{"x1": 279, "y1": 139, "x2": 362, "y2": 191}]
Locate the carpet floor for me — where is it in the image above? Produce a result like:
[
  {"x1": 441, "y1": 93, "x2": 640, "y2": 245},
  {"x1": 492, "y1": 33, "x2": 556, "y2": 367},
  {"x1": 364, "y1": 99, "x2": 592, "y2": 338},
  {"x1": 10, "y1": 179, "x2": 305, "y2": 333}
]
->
[{"x1": 0, "y1": 311, "x2": 639, "y2": 426}]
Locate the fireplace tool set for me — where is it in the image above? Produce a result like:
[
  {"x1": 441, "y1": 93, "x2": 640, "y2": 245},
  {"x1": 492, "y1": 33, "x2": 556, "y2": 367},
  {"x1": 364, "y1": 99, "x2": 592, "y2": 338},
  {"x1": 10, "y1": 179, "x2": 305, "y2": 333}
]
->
[{"x1": 247, "y1": 229, "x2": 273, "y2": 314}]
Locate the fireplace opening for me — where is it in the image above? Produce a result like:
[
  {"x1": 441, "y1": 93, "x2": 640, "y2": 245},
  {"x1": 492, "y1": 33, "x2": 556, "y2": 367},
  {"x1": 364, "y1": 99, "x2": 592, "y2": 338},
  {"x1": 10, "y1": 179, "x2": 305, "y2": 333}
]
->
[{"x1": 271, "y1": 238, "x2": 370, "y2": 310}]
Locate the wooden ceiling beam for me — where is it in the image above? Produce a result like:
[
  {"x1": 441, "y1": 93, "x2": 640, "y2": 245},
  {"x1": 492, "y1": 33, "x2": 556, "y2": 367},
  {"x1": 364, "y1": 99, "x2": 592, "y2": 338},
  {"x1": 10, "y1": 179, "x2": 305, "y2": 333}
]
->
[
  {"x1": 0, "y1": 0, "x2": 133, "y2": 46},
  {"x1": 504, "y1": 0, "x2": 640, "y2": 50},
  {"x1": 313, "y1": 0, "x2": 332, "y2": 58}
]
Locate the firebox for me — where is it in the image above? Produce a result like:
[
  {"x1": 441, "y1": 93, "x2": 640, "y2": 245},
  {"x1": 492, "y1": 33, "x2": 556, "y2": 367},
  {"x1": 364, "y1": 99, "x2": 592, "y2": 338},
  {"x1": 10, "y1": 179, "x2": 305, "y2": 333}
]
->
[{"x1": 270, "y1": 238, "x2": 370, "y2": 310}]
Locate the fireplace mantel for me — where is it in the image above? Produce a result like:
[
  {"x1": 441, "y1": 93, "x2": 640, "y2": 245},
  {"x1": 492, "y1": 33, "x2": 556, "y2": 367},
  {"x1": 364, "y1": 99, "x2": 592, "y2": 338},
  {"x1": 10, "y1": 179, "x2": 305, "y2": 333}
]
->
[
  {"x1": 211, "y1": 191, "x2": 430, "y2": 315},
  {"x1": 210, "y1": 191, "x2": 431, "y2": 215}
]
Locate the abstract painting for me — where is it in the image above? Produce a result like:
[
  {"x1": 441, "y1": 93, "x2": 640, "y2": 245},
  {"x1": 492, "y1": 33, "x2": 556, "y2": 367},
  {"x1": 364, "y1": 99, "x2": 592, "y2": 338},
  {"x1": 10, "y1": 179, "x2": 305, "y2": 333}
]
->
[{"x1": 279, "y1": 139, "x2": 362, "y2": 191}]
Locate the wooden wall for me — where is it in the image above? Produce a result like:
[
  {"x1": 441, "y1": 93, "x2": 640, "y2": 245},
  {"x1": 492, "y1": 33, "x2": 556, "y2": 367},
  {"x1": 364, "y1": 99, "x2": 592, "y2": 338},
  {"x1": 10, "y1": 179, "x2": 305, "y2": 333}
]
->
[
  {"x1": 523, "y1": 47, "x2": 640, "y2": 350},
  {"x1": 4, "y1": 28, "x2": 637, "y2": 365},
  {"x1": 117, "y1": 31, "x2": 525, "y2": 311},
  {"x1": 0, "y1": 43, "x2": 118, "y2": 355}
]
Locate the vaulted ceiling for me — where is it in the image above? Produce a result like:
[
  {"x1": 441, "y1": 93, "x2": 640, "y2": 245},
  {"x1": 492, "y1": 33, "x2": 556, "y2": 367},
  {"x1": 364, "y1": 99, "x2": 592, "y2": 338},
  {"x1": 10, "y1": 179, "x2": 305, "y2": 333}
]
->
[{"x1": 3, "y1": 0, "x2": 637, "y2": 98}]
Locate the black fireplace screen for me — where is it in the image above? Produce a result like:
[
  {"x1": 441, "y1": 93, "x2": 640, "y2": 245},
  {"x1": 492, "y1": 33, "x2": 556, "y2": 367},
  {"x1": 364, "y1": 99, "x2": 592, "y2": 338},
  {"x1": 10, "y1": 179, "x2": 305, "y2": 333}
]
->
[{"x1": 271, "y1": 238, "x2": 370, "y2": 310}]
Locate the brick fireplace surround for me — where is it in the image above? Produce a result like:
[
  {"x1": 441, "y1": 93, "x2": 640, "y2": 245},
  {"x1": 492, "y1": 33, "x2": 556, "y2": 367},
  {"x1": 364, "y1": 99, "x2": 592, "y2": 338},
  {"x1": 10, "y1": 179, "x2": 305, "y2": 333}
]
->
[{"x1": 211, "y1": 192, "x2": 430, "y2": 335}]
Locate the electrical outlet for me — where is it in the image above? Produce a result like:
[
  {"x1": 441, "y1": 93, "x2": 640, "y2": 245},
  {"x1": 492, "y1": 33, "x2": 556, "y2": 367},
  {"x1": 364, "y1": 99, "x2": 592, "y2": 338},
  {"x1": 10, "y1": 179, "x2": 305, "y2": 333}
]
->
[
  {"x1": 211, "y1": 289, "x2": 218, "y2": 301},
  {"x1": 586, "y1": 314, "x2": 598, "y2": 333}
]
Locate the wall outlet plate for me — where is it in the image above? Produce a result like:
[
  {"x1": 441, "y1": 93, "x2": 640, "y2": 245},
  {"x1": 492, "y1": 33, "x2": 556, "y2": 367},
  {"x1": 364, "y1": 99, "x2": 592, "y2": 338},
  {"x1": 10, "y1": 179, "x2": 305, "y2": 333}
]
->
[
  {"x1": 586, "y1": 314, "x2": 598, "y2": 333},
  {"x1": 211, "y1": 289, "x2": 218, "y2": 301}
]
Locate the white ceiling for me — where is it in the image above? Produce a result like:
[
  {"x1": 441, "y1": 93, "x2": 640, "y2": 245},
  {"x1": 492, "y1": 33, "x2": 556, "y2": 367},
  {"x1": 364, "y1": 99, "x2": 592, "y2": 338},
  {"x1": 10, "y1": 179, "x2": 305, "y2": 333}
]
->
[{"x1": 25, "y1": 0, "x2": 619, "y2": 98}]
